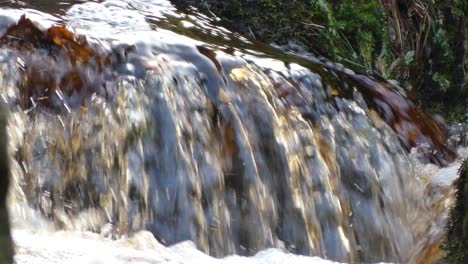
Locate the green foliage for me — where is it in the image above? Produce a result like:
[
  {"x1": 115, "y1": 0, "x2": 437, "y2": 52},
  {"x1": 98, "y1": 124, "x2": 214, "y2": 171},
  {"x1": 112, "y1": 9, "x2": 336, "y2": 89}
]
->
[
  {"x1": 413, "y1": 0, "x2": 466, "y2": 121},
  {"x1": 273, "y1": 0, "x2": 389, "y2": 74},
  {"x1": 433, "y1": 73, "x2": 451, "y2": 92},
  {"x1": 404, "y1": 51, "x2": 415, "y2": 65},
  {"x1": 316, "y1": 1, "x2": 390, "y2": 72},
  {"x1": 440, "y1": 240, "x2": 468, "y2": 264},
  {"x1": 174, "y1": 0, "x2": 466, "y2": 122}
]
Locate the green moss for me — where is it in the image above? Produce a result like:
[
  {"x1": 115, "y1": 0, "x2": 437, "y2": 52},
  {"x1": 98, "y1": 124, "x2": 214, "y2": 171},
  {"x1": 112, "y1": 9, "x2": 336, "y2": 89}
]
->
[{"x1": 440, "y1": 160, "x2": 468, "y2": 263}]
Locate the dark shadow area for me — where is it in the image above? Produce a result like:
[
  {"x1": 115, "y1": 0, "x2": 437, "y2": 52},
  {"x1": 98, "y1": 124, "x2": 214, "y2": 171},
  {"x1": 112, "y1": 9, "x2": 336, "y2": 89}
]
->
[{"x1": 0, "y1": 102, "x2": 13, "y2": 263}]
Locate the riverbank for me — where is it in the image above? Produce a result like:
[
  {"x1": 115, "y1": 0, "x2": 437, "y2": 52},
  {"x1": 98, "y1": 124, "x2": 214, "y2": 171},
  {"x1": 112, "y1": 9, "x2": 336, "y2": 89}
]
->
[{"x1": 173, "y1": 0, "x2": 467, "y2": 123}]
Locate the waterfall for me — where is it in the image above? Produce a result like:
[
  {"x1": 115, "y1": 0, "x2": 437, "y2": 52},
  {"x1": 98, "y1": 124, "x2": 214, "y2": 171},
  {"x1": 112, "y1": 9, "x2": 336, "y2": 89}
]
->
[{"x1": 0, "y1": 1, "x2": 459, "y2": 263}]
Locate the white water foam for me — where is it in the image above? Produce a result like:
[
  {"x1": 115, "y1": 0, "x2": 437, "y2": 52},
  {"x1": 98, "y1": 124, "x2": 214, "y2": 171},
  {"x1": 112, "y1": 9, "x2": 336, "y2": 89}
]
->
[{"x1": 13, "y1": 228, "x2": 340, "y2": 264}]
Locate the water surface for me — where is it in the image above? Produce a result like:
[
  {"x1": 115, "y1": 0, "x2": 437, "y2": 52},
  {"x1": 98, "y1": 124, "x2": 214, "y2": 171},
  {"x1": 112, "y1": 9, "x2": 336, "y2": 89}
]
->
[{"x1": 0, "y1": 1, "x2": 459, "y2": 263}]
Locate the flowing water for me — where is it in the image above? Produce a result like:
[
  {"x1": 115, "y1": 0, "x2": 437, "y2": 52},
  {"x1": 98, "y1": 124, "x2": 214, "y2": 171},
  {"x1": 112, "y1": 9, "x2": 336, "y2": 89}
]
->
[{"x1": 0, "y1": 1, "x2": 463, "y2": 263}]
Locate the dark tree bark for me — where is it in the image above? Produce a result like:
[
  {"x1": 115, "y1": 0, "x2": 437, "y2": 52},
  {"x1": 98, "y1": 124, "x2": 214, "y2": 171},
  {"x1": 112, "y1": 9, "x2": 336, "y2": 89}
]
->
[{"x1": 0, "y1": 102, "x2": 13, "y2": 263}]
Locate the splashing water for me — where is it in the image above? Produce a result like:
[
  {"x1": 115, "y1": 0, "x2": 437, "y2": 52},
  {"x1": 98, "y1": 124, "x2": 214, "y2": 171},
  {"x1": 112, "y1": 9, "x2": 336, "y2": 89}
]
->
[{"x1": 0, "y1": 1, "x2": 462, "y2": 263}]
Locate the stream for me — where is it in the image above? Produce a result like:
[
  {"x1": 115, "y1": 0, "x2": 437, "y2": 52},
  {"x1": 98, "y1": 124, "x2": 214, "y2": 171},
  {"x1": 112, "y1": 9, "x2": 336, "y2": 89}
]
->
[{"x1": 0, "y1": 1, "x2": 465, "y2": 263}]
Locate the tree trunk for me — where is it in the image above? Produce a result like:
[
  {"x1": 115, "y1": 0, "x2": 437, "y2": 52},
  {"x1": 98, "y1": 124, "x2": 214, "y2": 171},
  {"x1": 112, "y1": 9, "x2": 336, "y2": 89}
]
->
[{"x1": 0, "y1": 102, "x2": 13, "y2": 263}]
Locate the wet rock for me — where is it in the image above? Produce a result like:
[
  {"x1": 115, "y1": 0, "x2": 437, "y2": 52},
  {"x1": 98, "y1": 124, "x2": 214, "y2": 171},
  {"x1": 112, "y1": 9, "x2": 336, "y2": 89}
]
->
[{"x1": 0, "y1": 15, "x2": 108, "y2": 110}]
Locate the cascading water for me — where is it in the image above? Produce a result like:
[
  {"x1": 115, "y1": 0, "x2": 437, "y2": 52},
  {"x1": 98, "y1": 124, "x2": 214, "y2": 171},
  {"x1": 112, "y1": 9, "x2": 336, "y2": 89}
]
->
[{"x1": 0, "y1": 1, "x2": 462, "y2": 263}]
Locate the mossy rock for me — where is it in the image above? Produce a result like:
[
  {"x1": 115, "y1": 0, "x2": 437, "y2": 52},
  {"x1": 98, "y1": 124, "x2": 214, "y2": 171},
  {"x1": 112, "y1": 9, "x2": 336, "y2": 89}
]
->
[{"x1": 440, "y1": 159, "x2": 468, "y2": 263}]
